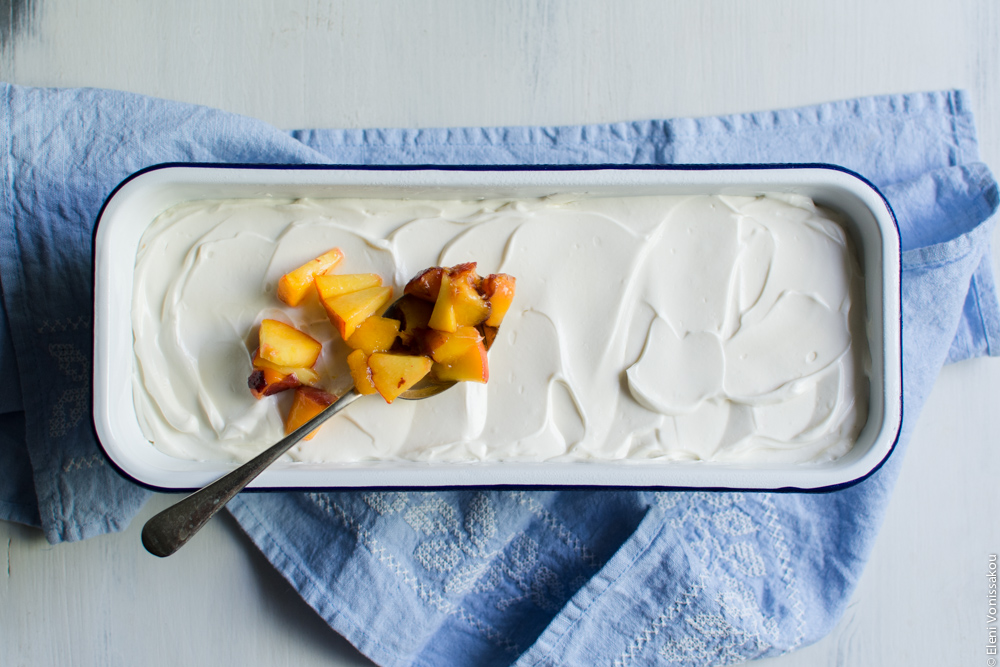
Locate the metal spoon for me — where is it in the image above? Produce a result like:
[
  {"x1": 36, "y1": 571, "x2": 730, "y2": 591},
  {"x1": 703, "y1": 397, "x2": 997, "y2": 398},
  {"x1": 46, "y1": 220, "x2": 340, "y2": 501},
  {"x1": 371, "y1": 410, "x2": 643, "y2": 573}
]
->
[{"x1": 141, "y1": 295, "x2": 491, "y2": 557}]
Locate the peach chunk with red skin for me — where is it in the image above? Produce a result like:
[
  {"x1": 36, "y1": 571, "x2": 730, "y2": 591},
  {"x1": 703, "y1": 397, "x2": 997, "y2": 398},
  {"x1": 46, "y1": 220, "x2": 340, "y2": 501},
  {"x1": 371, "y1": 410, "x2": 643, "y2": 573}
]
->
[
  {"x1": 247, "y1": 348, "x2": 321, "y2": 400},
  {"x1": 249, "y1": 320, "x2": 322, "y2": 399},
  {"x1": 397, "y1": 263, "x2": 516, "y2": 385},
  {"x1": 284, "y1": 386, "x2": 337, "y2": 440},
  {"x1": 406, "y1": 263, "x2": 514, "y2": 333},
  {"x1": 481, "y1": 273, "x2": 516, "y2": 327},
  {"x1": 367, "y1": 352, "x2": 433, "y2": 403},
  {"x1": 402, "y1": 266, "x2": 446, "y2": 302},
  {"x1": 276, "y1": 248, "x2": 344, "y2": 306},
  {"x1": 251, "y1": 349, "x2": 320, "y2": 386},
  {"x1": 404, "y1": 263, "x2": 479, "y2": 303},
  {"x1": 248, "y1": 367, "x2": 301, "y2": 400}
]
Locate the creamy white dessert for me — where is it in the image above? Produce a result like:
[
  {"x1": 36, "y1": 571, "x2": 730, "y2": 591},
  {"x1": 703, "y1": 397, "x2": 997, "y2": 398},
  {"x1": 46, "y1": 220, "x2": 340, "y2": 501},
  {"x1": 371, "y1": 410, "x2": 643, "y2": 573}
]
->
[{"x1": 131, "y1": 193, "x2": 868, "y2": 465}]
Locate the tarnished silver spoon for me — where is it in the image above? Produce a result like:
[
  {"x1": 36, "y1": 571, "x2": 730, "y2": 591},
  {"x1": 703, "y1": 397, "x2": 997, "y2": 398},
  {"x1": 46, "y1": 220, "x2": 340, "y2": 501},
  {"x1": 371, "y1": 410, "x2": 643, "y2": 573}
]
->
[{"x1": 141, "y1": 295, "x2": 493, "y2": 557}]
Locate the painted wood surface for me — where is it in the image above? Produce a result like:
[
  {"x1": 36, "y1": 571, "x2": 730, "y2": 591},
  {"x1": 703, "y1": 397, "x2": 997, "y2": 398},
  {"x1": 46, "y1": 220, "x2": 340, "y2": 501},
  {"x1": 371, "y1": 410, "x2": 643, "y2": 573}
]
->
[{"x1": 2, "y1": 1, "x2": 998, "y2": 665}]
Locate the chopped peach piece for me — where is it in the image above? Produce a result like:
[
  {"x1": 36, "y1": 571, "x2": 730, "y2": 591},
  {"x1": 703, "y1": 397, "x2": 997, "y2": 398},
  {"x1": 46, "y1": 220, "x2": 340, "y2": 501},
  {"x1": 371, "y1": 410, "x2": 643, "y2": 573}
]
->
[
  {"x1": 451, "y1": 276, "x2": 491, "y2": 327},
  {"x1": 482, "y1": 274, "x2": 516, "y2": 327},
  {"x1": 248, "y1": 367, "x2": 301, "y2": 399},
  {"x1": 433, "y1": 339, "x2": 489, "y2": 384},
  {"x1": 315, "y1": 273, "x2": 382, "y2": 302},
  {"x1": 251, "y1": 349, "x2": 320, "y2": 386},
  {"x1": 347, "y1": 316, "x2": 401, "y2": 356},
  {"x1": 284, "y1": 386, "x2": 337, "y2": 440},
  {"x1": 320, "y1": 286, "x2": 394, "y2": 340},
  {"x1": 277, "y1": 248, "x2": 344, "y2": 306},
  {"x1": 368, "y1": 352, "x2": 433, "y2": 403},
  {"x1": 346, "y1": 349, "x2": 377, "y2": 396},
  {"x1": 406, "y1": 262, "x2": 481, "y2": 300},
  {"x1": 448, "y1": 262, "x2": 480, "y2": 282},
  {"x1": 422, "y1": 326, "x2": 482, "y2": 363},
  {"x1": 403, "y1": 266, "x2": 445, "y2": 302},
  {"x1": 429, "y1": 269, "x2": 491, "y2": 332},
  {"x1": 258, "y1": 319, "x2": 322, "y2": 368},
  {"x1": 428, "y1": 272, "x2": 458, "y2": 332}
]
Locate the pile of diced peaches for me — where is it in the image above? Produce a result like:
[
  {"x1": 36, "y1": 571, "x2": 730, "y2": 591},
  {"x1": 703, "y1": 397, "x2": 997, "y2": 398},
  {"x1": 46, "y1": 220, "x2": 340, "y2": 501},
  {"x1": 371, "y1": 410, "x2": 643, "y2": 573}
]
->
[{"x1": 246, "y1": 247, "x2": 515, "y2": 439}]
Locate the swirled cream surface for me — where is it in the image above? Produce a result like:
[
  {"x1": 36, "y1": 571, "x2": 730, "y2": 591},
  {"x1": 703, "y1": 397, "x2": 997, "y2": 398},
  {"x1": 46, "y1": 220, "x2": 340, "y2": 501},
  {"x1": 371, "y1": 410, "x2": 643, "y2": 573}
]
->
[{"x1": 132, "y1": 194, "x2": 868, "y2": 465}]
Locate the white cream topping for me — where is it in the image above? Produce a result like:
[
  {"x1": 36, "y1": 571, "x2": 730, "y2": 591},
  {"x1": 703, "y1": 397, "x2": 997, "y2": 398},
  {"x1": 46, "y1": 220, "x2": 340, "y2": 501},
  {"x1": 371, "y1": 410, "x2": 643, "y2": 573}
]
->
[{"x1": 131, "y1": 194, "x2": 868, "y2": 465}]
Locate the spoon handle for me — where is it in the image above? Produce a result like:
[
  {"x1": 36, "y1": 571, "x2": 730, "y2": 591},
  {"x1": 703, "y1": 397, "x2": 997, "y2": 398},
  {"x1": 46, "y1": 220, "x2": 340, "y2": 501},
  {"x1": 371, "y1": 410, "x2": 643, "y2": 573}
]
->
[{"x1": 141, "y1": 388, "x2": 362, "y2": 557}]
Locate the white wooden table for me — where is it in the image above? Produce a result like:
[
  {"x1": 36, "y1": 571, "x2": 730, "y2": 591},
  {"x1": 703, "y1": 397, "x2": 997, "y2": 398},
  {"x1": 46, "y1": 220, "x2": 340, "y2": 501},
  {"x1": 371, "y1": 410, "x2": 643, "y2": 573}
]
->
[{"x1": 3, "y1": 1, "x2": 998, "y2": 665}]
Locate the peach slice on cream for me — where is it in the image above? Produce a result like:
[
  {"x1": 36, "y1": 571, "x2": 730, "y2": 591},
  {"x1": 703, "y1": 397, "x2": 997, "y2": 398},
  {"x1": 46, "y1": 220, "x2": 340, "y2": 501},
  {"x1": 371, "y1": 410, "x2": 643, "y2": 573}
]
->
[
  {"x1": 258, "y1": 319, "x2": 322, "y2": 369},
  {"x1": 284, "y1": 386, "x2": 337, "y2": 440},
  {"x1": 321, "y1": 286, "x2": 393, "y2": 340},
  {"x1": 276, "y1": 248, "x2": 344, "y2": 306},
  {"x1": 314, "y1": 273, "x2": 382, "y2": 302}
]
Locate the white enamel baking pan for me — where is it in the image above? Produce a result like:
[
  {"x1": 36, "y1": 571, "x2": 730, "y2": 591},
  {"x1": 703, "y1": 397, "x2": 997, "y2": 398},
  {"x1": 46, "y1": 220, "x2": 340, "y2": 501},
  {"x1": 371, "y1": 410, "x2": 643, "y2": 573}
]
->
[{"x1": 92, "y1": 164, "x2": 902, "y2": 492}]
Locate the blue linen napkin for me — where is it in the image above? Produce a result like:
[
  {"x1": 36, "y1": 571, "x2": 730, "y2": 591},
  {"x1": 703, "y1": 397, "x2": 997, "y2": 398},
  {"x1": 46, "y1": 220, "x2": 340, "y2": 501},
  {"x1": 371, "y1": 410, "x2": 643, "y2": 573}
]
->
[{"x1": 1, "y1": 84, "x2": 997, "y2": 665}]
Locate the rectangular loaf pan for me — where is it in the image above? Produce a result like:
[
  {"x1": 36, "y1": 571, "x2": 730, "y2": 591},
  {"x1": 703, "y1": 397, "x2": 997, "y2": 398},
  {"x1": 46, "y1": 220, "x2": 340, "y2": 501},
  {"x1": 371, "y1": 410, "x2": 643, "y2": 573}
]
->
[{"x1": 92, "y1": 164, "x2": 902, "y2": 492}]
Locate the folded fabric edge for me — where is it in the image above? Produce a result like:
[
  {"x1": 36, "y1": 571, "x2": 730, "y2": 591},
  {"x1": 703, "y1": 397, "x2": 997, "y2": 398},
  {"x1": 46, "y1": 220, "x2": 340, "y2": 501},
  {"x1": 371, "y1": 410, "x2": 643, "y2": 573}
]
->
[
  {"x1": 970, "y1": 249, "x2": 1000, "y2": 357},
  {"x1": 901, "y1": 207, "x2": 997, "y2": 271},
  {"x1": 226, "y1": 496, "x2": 409, "y2": 667},
  {"x1": 290, "y1": 90, "x2": 971, "y2": 156},
  {"x1": 0, "y1": 500, "x2": 40, "y2": 527}
]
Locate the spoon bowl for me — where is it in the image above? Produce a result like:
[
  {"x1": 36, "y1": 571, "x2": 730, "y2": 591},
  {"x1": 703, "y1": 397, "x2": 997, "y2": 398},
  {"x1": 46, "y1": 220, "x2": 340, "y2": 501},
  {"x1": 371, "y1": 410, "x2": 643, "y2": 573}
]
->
[{"x1": 141, "y1": 293, "x2": 494, "y2": 557}]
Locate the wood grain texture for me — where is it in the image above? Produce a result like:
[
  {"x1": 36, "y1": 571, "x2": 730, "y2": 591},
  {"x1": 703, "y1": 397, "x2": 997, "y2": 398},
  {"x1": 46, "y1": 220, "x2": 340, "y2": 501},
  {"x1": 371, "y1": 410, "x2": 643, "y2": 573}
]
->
[{"x1": 2, "y1": 1, "x2": 998, "y2": 665}]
